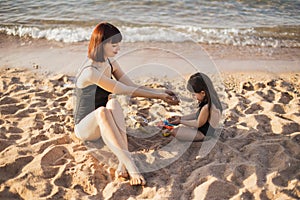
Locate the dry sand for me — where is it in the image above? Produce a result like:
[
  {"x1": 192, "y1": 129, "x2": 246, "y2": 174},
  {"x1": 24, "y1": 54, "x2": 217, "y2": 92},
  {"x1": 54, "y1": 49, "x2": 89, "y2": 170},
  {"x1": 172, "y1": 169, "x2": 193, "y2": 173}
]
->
[
  {"x1": 0, "y1": 66, "x2": 299, "y2": 199},
  {"x1": 0, "y1": 35, "x2": 300, "y2": 199}
]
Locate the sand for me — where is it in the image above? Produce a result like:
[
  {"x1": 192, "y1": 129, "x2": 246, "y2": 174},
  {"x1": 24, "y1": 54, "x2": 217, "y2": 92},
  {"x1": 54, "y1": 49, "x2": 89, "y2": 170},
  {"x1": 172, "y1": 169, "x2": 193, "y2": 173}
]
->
[{"x1": 0, "y1": 36, "x2": 300, "y2": 199}]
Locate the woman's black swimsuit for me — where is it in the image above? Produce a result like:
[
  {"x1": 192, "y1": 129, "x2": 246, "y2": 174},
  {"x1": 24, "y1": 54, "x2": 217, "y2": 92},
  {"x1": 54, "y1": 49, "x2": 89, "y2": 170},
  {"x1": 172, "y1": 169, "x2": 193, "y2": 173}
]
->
[
  {"x1": 74, "y1": 59, "x2": 113, "y2": 124},
  {"x1": 196, "y1": 102, "x2": 216, "y2": 136}
]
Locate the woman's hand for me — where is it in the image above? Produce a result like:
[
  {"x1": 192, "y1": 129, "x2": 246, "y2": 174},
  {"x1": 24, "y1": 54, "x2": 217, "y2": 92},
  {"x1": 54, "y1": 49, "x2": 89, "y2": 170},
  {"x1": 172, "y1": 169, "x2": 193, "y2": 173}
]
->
[
  {"x1": 161, "y1": 93, "x2": 180, "y2": 105},
  {"x1": 167, "y1": 116, "x2": 181, "y2": 125},
  {"x1": 165, "y1": 90, "x2": 179, "y2": 102}
]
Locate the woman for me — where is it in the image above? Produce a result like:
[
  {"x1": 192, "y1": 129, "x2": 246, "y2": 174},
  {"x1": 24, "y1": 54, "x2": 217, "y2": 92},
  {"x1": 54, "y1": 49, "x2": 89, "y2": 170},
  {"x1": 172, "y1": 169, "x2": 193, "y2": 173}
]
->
[
  {"x1": 167, "y1": 72, "x2": 222, "y2": 141},
  {"x1": 74, "y1": 22, "x2": 179, "y2": 186}
]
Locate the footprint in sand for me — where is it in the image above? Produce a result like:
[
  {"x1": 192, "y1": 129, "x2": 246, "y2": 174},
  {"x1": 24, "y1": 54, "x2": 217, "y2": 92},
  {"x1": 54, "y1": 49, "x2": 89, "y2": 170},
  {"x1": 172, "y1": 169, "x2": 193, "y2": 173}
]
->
[
  {"x1": 30, "y1": 134, "x2": 49, "y2": 145},
  {"x1": 29, "y1": 100, "x2": 48, "y2": 108},
  {"x1": 0, "y1": 104, "x2": 26, "y2": 115},
  {"x1": 230, "y1": 164, "x2": 256, "y2": 187},
  {"x1": 0, "y1": 140, "x2": 14, "y2": 152},
  {"x1": 47, "y1": 123, "x2": 65, "y2": 134},
  {"x1": 35, "y1": 91, "x2": 55, "y2": 99},
  {"x1": 41, "y1": 146, "x2": 73, "y2": 179},
  {"x1": 246, "y1": 143, "x2": 286, "y2": 169},
  {"x1": 244, "y1": 103, "x2": 264, "y2": 114},
  {"x1": 281, "y1": 122, "x2": 300, "y2": 135},
  {"x1": 267, "y1": 79, "x2": 277, "y2": 87},
  {"x1": 8, "y1": 126, "x2": 24, "y2": 133},
  {"x1": 44, "y1": 115, "x2": 61, "y2": 122},
  {"x1": 55, "y1": 96, "x2": 69, "y2": 102},
  {"x1": 0, "y1": 156, "x2": 34, "y2": 184},
  {"x1": 41, "y1": 145, "x2": 106, "y2": 195},
  {"x1": 204, "y1": 180, "x2": 239, "y2": 199},
  {"x1": 0, "y1": 124, "x2": 23, "y2": 140},
  {"x1": 254, "y1": 114, "x2": 272, "y2": 133},
  {"x1": 241, "y1": 81, "x2": 254, "y2": 92},
  {"x1": 256, "y1": 89, "x2": 275, "y2": 102},
  {"x1": 41, "y1": 146, "x2": 74, "y2": 166},
  {"x1": 272, "y1": 161, "x2": 300, "y2": 189},
  {"x1": 254, "y1": 82, "x2": 266, "y2": 90},
  {"x1": 0, "y1": 96, "x2": 19, "y2": 105},
  {"x1": 45, "y1": 108, "x2": 61, "y2": 116},
  {"x1": 36, "y1": 134, "x2": 72, "y2": 154},
  {"x1": 0, "y1": 186, "x2": 23, "y2": 199},
  {"x1": 14, "y1": 107, "x2": 37, "y2": 118},
  {"x1": 272, "y1": 104, "x2": 286, "y2": 114},
  {"x1": 72, "y1": 144, "x2": 87, "y2": 152},
  {"x1": 32, "y1": 120, "x2": 45, "y2": 130},
  {"x1": 0, "y1": 80, "x2": 8, "y2": 91},
  {"x1": 278, "y1": 92, "x2": 293, "y2": 104}
]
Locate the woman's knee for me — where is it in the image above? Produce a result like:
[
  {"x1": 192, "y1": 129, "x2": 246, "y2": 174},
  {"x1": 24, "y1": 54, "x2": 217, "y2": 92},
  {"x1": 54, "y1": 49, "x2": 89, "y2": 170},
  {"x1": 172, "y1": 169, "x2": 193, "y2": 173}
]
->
[
  {"x1": 95, "y1": 106, "x2": 108, "y2": 120},
  {"x1": 106, "y1": 98, "x2": 121, "y2": 109}
]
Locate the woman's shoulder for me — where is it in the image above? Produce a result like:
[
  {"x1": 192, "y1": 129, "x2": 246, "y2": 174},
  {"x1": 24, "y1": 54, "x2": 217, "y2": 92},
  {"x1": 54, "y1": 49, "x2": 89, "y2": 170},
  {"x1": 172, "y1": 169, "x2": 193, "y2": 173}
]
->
[
  {"x1": 76, "y1": 65, "x2": 93, "y2": 79},
  {"x1": 76, "y1": 65, "x2": 100, "y2": 85},
  {"x1": 108, "y1": 58, "x2": 120, "y2": 71},
  {"x1": 79, "y1": 64, "x2": 96, "y2": 72}
]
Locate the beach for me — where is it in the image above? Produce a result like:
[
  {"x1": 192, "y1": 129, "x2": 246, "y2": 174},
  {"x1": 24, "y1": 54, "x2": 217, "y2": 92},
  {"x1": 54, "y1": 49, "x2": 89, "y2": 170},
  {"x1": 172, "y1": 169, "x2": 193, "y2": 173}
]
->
[{"x1": 0, "y1": 34, "x2": 299, "y2": 199}]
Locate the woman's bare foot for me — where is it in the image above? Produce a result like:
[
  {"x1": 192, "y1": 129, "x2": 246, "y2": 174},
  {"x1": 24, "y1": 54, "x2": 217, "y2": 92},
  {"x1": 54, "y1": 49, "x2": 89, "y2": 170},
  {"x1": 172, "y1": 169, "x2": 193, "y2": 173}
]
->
[
  {"x1": 117, "y1": 157, "x2": 146, "y2": 185},
  {"x1": 129, "y1": 173, "x2": 146, "y2": 186},
  {"x1": 115, "y1": 163, "x2": 129, "y2": 180}
]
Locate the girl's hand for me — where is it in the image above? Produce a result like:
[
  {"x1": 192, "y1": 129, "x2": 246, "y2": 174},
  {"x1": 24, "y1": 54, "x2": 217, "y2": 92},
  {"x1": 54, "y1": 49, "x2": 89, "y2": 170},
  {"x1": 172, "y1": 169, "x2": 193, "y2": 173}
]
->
[{"x1": 167, "y1": 116, "x2": 181, "y2": 125}]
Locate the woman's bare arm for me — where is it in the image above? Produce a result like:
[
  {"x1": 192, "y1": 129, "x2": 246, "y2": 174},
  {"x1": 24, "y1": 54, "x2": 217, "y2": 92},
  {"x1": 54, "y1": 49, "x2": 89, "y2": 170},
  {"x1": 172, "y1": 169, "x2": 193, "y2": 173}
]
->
[
  {"x1": 112, "y1": 61, "x2": 178, "y2": 97},
  {"x1": 82, "y1": 67, "x2": 176, "y2": 104}
]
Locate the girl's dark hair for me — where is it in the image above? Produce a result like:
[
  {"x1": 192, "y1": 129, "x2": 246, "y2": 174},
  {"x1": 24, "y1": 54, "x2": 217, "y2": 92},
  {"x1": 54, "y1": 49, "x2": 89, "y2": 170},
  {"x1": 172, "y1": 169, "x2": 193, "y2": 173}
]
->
[
  {"x1": 187, "y1": 72, "x2": 223, "y2": 117},
  {"x1": 88, "y1": 22, "x2": 122, "y2": 62}
]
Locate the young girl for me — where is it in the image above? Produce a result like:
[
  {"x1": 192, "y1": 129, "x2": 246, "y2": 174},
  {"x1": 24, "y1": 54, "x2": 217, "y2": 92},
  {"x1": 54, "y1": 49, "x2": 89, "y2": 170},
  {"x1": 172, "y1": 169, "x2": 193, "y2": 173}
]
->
[
  {"x1": 167, "y1": 72, "x2": 222, "y2": 141},
  {"x1": 74, "y1": 22, "x2": 179, "y2": 186}
]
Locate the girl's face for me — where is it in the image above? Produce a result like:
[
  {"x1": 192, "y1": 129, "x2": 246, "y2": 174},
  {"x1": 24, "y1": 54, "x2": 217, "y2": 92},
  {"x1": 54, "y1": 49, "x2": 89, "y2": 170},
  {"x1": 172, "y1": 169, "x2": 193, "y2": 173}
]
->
[
  {"x1": 194, "y1": 91, "x2": 206, "y2": 102},
  {"x1": 103, "y1": 42, "x2": 120, "y2": 58}
]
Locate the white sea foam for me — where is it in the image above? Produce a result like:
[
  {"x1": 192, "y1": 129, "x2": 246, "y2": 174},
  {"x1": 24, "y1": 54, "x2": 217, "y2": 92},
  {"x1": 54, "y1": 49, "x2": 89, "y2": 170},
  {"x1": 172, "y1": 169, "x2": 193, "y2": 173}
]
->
[
  {"x1": 0, "y1": 25, "x2": 298, "y2": 48},
  {"x1": 0, "y1": 26, "x2": 91, "y2": 43}
]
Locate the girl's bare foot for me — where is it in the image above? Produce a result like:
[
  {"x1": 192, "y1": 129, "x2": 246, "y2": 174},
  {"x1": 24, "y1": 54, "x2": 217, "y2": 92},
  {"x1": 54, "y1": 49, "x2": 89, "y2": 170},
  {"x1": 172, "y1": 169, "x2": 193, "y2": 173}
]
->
[
  {"x1": 129, "y1": 173, "x2": 146, "y2": 186},
  {"x1": 115, "y1": 163, "x2": 129, "y2": 179}
]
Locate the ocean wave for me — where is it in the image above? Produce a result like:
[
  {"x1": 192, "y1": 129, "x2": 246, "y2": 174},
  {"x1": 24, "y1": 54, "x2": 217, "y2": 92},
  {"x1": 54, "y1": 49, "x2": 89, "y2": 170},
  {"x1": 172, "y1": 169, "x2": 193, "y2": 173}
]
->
[
  {"x1": 0, "y1": 26, "x2": 91, "y2": 43},
  {"x1": 0, "y1": 25, "x2": 299, "y2": 48}
]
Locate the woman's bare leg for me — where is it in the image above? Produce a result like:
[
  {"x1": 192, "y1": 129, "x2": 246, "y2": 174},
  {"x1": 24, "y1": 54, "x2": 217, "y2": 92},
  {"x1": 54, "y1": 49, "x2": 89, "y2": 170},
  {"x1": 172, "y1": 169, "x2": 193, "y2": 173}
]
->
[
  {"x1": 74, "y1": 111, "x2": 101, "y2": 141},
  {"x1": 106, "y1": 99, "x2": 129, "y2": 179},
  {"x1": 172, "y1": 127, "x2": 205, "y2": 142},
  {"x1": 95, "y1": 106, "x2": 146, "y2": 186}
]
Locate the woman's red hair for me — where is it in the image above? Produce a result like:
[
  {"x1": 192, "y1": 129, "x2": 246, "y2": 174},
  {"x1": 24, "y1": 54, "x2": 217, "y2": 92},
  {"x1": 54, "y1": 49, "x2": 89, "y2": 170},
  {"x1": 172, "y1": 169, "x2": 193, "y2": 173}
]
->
[{"x1": 88, "y1": 22, "x2": 122, "y2": 62}]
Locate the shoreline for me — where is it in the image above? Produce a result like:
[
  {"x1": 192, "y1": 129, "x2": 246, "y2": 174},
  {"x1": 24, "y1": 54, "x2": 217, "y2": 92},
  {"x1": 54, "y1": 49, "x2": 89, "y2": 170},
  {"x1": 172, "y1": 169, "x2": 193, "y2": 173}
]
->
[{"x1": 1, "y1": 34, "x2": 299, "y2": 77}]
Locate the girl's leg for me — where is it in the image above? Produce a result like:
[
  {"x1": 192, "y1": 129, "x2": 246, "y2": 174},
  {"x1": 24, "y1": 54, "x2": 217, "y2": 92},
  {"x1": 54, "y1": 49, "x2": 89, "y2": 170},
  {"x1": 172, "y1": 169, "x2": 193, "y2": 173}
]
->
[
  {"x1": 171, "y1": 127, "x2": 205, "y2": 142},
  {"x1": 106, "y1": 99, "x2": 129, "y2": 178},
  {"x1": 95, "y1": 106, "x2": 146, "y2": 186}
]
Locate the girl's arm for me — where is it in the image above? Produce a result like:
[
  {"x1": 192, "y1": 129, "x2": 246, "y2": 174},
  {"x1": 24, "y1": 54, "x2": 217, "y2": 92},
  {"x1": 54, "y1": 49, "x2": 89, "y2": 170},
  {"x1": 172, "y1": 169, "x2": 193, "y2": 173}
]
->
[
  {"x1": 181, "y1": 113, "x2": 197, "y2": 120},
  {"x1": 83, "y1": 67, "x2": 175, "y2": 104},
  {"x1": 168, "y1": 112, "x2": 197, "y2": 125},
  {"x1": 180, "y1": 105, "x2": 209, "y2": 128}
]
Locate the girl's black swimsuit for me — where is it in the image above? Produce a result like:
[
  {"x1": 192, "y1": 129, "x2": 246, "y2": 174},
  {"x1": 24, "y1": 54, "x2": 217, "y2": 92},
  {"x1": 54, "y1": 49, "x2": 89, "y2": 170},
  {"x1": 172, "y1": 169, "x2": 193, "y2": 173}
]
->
[
  {"x1": 74, "y1": 59, "x2": 113, "y2": 124},
  {"x1": 196, "y1": 101, "x2": 216, "y2": 136}
]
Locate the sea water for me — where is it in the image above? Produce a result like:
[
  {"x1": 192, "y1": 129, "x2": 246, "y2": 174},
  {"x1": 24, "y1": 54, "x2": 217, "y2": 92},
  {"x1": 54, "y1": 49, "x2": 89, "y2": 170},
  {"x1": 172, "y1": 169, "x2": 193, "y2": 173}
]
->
[{"x1": 0, "y1": 0, "x2": 299, "y2": 47}]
